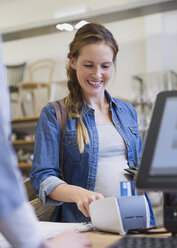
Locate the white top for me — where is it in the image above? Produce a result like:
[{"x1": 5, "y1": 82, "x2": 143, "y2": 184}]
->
[{"x1": 95, "y1": 122, "x2": 129, "y2": 197}]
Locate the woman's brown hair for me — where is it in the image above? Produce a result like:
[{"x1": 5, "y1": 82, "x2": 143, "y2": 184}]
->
[{"x1": 65, "y1": 22, "x2": 119, "y2": 153}]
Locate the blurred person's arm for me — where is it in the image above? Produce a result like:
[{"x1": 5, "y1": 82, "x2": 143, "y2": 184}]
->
[
  {"x1": 0, "y1": 202, "x2": 91, "y2": 248},
  {"x1": 0, "y1": 43, "x2": 44, "y2": 248},
  {"x1": 0, "y1": 202, "x2": 44, "y2": 248}
]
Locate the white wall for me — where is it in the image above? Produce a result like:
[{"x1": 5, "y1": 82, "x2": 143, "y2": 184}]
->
[
  {"x1": 105, "y1": 17, "x2": 146, "y2": 99},
  {"x1": 162, "y1": 10, "x2": 177, "y2": 72},
  {"x1": 145, "y1": 10, "x2": 177, "y2": 72}
]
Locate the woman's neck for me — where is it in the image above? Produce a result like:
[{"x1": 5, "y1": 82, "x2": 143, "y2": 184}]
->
[
  {"x1": 86, "y1": 96, "x2": 112, "y2": 124},
  {"x1": 83, "y1": 92, "x2": 107, "y2": 110}
]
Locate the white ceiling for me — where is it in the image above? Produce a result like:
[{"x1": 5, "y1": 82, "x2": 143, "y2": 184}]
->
[
  {"x1": 0, "y1": 0, "x2": 176, "y2": 41},
  {"x1": 0, "y1": 0, "x2": 21, "y2": 4},
  {"x1": 0, "y1": 0, "x2": 173, "y2": 30}
]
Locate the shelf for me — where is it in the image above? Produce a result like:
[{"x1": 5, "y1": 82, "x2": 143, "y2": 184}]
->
[
  {"x1": 12, "y1": 116, "x2": 39, "y2": 135},
  {"x1": 12, "y1": 139, "x2": 35, "y2": 145},
  {"x1": 12, "y1": 139, "x2": 35, "y2": 153},
  {"x1": 18, "y1": 162, "x2": 32, "y2": 168},
  {"x1": 11, "y1": 117, "x2": 37, "y2": 176}
]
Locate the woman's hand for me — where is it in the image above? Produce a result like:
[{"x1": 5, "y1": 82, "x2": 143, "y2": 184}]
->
[
  {"x1": 74, "y1": 187, "x2": 104, "y2": 217},
  {"x1": 49, "y1": 184, "x2": 104, "y2": 217}
]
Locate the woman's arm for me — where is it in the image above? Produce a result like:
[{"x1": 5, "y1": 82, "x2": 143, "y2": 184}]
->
[
  {"x1": 31, "y1": 104, "x2": 64, "y2": 197},
  {"x1": 31, "y1": 105, "x2": 103, "y2": 216},
  {"x1": 49, "y1": 184, "x2": 104, "y2": 217}
]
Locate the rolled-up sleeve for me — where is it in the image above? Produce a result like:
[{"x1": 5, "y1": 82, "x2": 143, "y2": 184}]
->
[{"x1": 39, "y1": 176, "x2": 66, "y2": 205}]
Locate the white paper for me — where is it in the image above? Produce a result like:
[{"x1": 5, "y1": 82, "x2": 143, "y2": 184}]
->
[{"x1": 0, "y1": 222, "x2": 94, "y2": 248}]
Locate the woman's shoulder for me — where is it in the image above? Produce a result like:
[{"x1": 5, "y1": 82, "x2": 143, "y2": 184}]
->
[
  {"x1": 39, "y1": 101, "x2": 61, "y2": 125},
  {"x1": 112, "y1": 96, "x2": 135, "y2": 111},
  {"x1": 40, "y1": 99, "x2": 68, "y2": 125},
  {"x1": 41, "y1": 101, "x2": 57, "y2": 116},
  {"x1": 42, "y1": 98, "x2": 66, "y2": 114}
]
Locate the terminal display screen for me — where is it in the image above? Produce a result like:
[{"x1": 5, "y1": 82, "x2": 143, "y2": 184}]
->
[{"x1": 136, "y1": 91, "x2": 177, "y2": 191}]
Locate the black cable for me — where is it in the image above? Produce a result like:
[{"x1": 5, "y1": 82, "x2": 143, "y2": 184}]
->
[{"x1": 128, "y1": 226, "x2": 170, "y2": 235}]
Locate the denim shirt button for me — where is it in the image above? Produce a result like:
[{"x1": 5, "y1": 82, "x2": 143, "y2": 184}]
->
[
  {"x1": 130, "y1": 161, "x2": 133, "y2": 165},
  {"x1": 93, "y1": 148, "x2": 97, "y2": 153},
  {"x1": 127, "y1": 141, "x2": 130, "y2": 146},
  {"x1": 68, "y1": 140, "x2": 72, "y2": 145},
  {"x1": 116, "y1": 125, "x2": 120, "y2": 129}
]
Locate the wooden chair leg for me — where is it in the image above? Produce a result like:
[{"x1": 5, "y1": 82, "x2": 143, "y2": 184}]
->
[
  {"x1": 48, "y1": 84, "x2": 51, "y2": 102},
  {"x1": 21, "y1": 101, "x2": 27, "y2": 116},
  {"x1": 37, "y1": 84, "x2": 41, "y2": 115},
  {"x1": 17, "y1": 86, "x2": 23, "y2": 117},
  {"x1": 30, "y1": 89, "x2": 36, "y2": 116}
]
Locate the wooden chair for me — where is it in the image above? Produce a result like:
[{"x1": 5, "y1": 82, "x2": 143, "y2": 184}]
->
[
  {"x1": 24, "y1": 178, "x2": 56, "y2": 221},
  {"x1": 17, "y1": 59, "x2": 56, "y2": 117},
  {"x1": 6, "y1": 62, "x2": 26, "y2": 114},
  {"x1": 17, "y1": 81, "x2": 51, "y2": 116},
  {"x1": 28, "y1": 58, "x2": 56, "y2": 83}
]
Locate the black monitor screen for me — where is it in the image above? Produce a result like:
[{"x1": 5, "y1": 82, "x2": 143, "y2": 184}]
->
[{"x1": 136, "y1": 91, "x2": 177, "y2": 191}]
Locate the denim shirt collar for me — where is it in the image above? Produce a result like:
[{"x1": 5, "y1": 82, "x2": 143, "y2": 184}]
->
[{"x1": 81, "y1": 90, "x2": 117, "y2": 117}]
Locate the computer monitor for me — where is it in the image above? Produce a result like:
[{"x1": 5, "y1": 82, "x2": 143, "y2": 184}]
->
[
  {"x1": 136, "y1": 91, "x2": 177, "y2": 233},
  {"x1": 136, "y1": 90, "x2": 177, "y2": 192}
]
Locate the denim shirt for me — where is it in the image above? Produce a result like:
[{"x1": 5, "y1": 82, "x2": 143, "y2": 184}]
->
[{"x1": 31, "y1": 90, "x2": 150, "y2": 223}]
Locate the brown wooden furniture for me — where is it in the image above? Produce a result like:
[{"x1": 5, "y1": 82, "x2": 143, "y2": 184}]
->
[
  {"x1": 17, "y1": 59, "x2": 56, "y2": 117},
  {"x1": 17, "y1": 81, "x2": 50, "y2": 116},
  {"x1": 28, "y1": 58, "x2": 56, "y2": 83},
  {"x1": 6, "y1": 62, "x2": 26, "y2": 115},
  {"x1": 11, "y1": 116, "x2": 38, "y2": 169}
]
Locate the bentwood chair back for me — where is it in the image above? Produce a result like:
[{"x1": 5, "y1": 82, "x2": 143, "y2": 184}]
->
[
  {"x1": 6, "y1": 62, "x2": 26, "y2": 101},
  {"x1": 28, "y1": 58, "x2": 56, "y2": 83},
  {"x1": 17, "y1": 59, "x2": 56, "y2": 117},
  {"x1": 6, "y1": 62, "x2": 26, "y2": 116},
  {"x1": 6, "y1": 62, "x2": 26, "y2": 92}
]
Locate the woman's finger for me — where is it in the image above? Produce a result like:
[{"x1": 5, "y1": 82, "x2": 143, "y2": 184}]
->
[{"x1": 78, "y1": 202, "x2": 90, "y2": 217}]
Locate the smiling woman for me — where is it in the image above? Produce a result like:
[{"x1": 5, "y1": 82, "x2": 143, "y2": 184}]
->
[{"x1": 30, "y1": 23, "x2": 155, "y2": 226}]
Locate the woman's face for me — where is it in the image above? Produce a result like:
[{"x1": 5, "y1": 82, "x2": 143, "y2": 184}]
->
[{"x1": 70, "y1": 42, "x2": 114, "y2": 99}]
